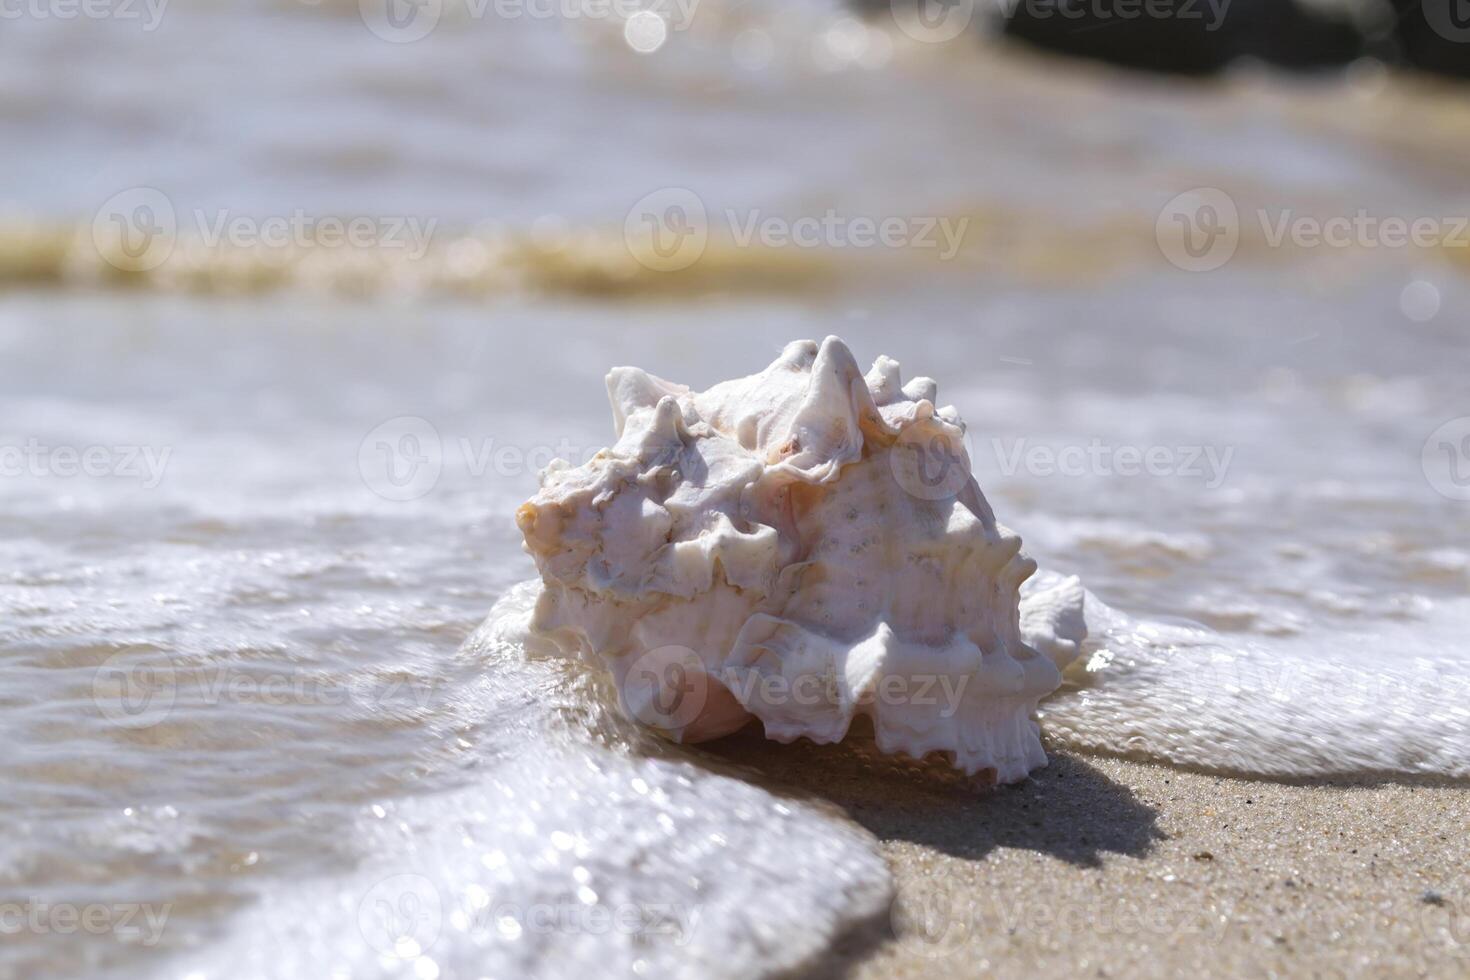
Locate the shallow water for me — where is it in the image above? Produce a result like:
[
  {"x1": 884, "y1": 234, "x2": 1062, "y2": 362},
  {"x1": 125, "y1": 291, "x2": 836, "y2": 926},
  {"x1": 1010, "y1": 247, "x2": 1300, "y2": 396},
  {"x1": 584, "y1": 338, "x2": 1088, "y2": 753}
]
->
[{"x1": 4, "y1": 1, "x2": 1469, "y2": 976}]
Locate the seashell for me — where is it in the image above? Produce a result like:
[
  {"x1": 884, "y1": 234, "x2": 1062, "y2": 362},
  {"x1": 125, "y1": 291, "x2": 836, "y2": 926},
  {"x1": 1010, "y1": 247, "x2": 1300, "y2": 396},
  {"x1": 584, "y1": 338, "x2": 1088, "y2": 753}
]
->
[{"x1": 515, "y1": 336, "x2": 1084, "y2": 784}]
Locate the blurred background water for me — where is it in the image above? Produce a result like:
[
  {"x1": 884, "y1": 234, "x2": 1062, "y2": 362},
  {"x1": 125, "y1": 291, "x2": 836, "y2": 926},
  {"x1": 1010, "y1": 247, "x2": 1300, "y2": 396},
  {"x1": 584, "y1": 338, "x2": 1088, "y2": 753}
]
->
[{"x1": 2, "y1": 0, "x2": 1468, "y2": 976}]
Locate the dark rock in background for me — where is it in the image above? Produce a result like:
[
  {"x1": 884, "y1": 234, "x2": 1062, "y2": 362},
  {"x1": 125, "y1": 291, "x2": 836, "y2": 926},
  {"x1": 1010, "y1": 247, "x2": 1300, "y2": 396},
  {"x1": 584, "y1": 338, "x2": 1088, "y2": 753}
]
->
[
  {"x1": 1390, "y1": 0, "x2": 1470, "y2": 78},
  {"x1": 997, "y1": 0, "x2": 1364, "y2": 75},
  {"x1": 854, "y1": 0, "x2": 1469, "y2": 80}
]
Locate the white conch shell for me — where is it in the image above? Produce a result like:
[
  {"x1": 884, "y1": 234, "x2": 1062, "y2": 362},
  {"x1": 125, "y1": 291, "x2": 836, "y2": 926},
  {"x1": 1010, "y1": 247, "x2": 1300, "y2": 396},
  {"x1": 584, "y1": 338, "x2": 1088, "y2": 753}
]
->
[{"x1": 516, "y1": 337, "x2": 1083, "y2": 784}]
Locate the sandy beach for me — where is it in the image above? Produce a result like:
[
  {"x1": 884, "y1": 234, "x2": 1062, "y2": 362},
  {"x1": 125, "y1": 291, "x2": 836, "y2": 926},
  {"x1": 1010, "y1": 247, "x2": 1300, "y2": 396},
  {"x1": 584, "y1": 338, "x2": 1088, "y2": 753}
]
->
[{"x1": 704, "y1": 734, "x2": 1470, "y2": 978}]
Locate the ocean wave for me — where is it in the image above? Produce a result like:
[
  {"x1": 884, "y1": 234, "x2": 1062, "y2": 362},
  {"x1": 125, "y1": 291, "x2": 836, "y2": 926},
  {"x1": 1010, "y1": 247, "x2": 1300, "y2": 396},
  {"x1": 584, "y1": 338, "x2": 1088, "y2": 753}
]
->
[
  {"x1": 0, "y1": 221, "x2": 837, "y2": 299},
  {"x1": 174, "y1": 583, "x2": 893, "y2": 980},
  {"x1": 1037, "y1": 573, "x2": 1470, "y2": 782}
]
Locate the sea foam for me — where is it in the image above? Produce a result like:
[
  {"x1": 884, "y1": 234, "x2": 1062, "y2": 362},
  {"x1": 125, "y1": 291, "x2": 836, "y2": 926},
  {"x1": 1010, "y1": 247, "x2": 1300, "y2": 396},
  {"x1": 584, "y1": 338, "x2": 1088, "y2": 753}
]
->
[{"x1": 184, "y1": 583, "x2": 891, "y2": 980}]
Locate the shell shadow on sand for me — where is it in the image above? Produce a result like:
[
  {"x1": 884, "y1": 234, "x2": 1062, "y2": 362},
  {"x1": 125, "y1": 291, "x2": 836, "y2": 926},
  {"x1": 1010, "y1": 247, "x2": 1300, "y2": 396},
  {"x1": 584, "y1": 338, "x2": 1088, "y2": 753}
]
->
[
  {"x1": 695, "y1": 726, "x2": 1165, "y2": 869},
  {"x1": 685, "y1": 728, "x2": 1168, "y2": 979}
]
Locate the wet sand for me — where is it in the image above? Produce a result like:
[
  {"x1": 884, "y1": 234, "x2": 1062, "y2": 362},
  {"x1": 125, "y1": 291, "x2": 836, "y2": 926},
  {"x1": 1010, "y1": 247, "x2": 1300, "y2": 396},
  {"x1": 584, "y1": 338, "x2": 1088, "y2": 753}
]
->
[{"x1": 703, "y1": 734, "x2": 1470, "y2": 978}]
